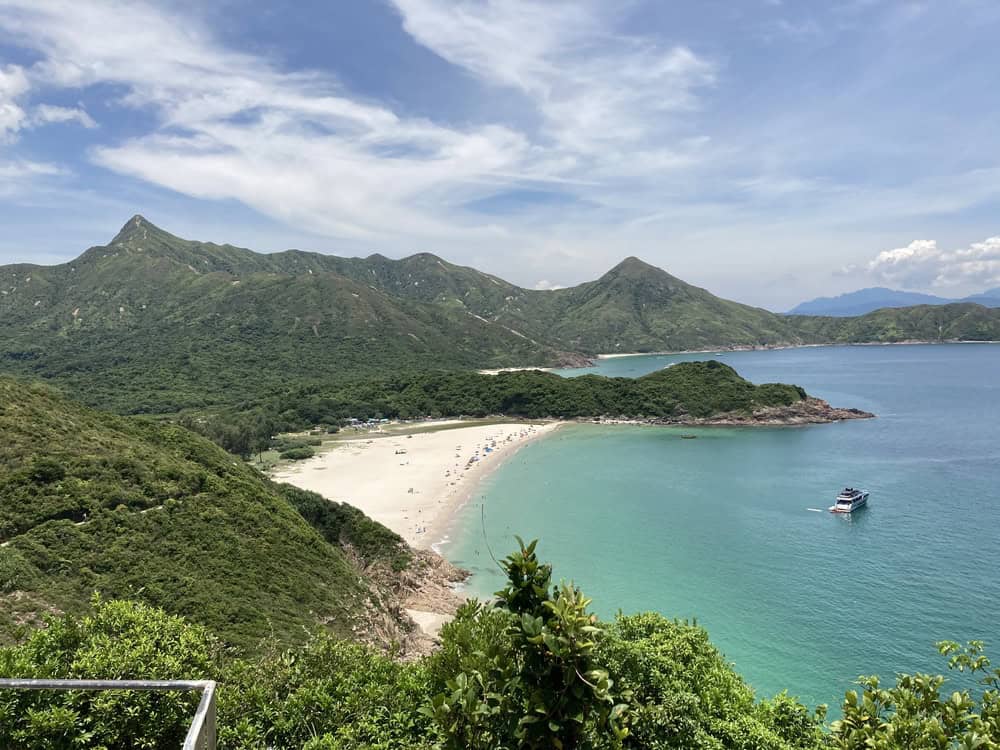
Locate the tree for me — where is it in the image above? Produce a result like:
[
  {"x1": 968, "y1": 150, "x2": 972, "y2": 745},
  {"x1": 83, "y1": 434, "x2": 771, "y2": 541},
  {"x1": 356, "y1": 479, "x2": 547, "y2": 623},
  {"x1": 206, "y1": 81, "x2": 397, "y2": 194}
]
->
[
  {"x1": 423, "y1": 538, "x2": 629, "y2": 749},
  {"x1": 830, "y1": 640, "x2": 1000, "y2": 749}
]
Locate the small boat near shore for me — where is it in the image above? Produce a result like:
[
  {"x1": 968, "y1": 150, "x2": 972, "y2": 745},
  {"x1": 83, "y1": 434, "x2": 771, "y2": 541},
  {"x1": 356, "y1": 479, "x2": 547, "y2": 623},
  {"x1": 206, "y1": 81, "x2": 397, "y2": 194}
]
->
[{"x1": 830, "y1": 487, "x2": 869, "y2": 513}]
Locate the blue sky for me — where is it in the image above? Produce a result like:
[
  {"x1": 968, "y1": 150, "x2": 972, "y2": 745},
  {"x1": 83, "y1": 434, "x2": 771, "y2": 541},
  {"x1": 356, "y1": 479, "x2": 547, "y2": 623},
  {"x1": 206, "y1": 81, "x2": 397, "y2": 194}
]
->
[{"x1": 1, "y1": 0, "x2": 998, "y2": 309}]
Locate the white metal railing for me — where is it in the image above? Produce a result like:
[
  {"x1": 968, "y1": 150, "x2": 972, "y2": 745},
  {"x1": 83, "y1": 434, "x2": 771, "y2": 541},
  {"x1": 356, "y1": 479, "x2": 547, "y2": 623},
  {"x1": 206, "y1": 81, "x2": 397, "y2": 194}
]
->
[{"x1": 0, "y1": 679, "x2": 217, "y2": 749}]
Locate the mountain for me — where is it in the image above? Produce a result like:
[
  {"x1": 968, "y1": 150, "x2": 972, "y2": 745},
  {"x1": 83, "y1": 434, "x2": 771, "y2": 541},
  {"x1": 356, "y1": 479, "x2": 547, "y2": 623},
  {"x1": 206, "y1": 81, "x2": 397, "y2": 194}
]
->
[
  {"x1": 537, "y1": 257, "x2": 804, "y2": 353},
  {"x1": 788, "y1": 286, "x2": 1000, "y2": 316},
  {"x1": 0, "y1": 216, "x2": 571, "y2": 413},
  {"x1": 961, "y1": 288, "x2": 1000, "y2": 306},
  {"x1": 2, "y1": 216, "x2": 1000, "y2": 416},
  {"x1": 0, "y1": 217, "x2": 808, "y2": 413},
  {"x1": 323, "y1": 255, "x2": 808, "y2": 353},
  {"x1": 787, "y1": 287, "x2": 952, "y2": 316},
  {"x1": 0, "y1": 375, "x2": 419, "y2": 650},
  {"x1": 792, "y1": 302, "x2": 1000, "y2": 343}
]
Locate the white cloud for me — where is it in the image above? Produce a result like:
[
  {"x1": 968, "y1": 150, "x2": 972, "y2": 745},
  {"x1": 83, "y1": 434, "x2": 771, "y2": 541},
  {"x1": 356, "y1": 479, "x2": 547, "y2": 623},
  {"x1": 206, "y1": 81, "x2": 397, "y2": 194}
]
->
[
  {"x1": 0, "y1": 64, "x2": 29, "y2": 140},
  {"x1": 31, "y1": 103, "x2": 96, "y2": 128},
  {"x1": 532, "y1": 279, "x2": 565, "y2": 290},
  {"x1": 0, "y1": 60, "x2": 97, "y2": 141},
  {"x1": 866, "y1": 236, "x2": 1000, "y2": 290},
  {"x1": 0, "y1": 158, "x2": 65, "y2": 198},
  {"x1": 0, "y1": 0, "x2": 718, "y2": 249},
  {"x1": 0, "y1": 0, "x2": 545, "y2": 242},
  {"x1": 0, "y1": 159, "x2": 61, "y2": 178},
  {"x1": 390, "y1": 0, "x2": 715, "y2": 159}
]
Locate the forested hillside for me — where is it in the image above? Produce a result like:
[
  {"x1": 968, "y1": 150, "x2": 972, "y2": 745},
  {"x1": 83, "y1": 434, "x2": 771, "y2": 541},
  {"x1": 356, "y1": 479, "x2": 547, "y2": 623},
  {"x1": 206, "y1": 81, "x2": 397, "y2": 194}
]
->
[
  {"x1": 0, "y1": 376, "x2": 412, "y2": 650},
  {"x1": 791, "y1": 303, "x2": 1000, "y2": 343},
  {"x1": 0, "y1": 218, "x2": 570, "y2": 413},
  {"x1": 261, "y1": 361, "x2": 809, "y2": 424},
  {"x1": 1, "y1": 216, "x2": 998, "y2": 417}
]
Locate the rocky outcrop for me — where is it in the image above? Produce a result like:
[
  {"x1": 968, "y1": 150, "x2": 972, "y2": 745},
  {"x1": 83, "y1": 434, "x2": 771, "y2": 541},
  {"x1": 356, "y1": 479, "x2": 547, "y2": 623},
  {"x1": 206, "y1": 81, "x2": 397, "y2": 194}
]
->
[
  {"x1": 591, "y1": 397, "x2": 874, "y2": 427},
  {"x1": 660, "y1": 398, "x2": 874, "y2": 426},
  {"x1": 356, "y1": 549, "x2": 468, "y2": 659}
]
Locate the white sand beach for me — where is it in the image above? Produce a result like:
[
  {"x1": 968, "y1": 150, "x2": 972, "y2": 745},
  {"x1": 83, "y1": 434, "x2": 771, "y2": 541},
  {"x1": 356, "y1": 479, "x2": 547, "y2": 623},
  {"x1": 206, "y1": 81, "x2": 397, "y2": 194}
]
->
[{"x1": 271, "y1": 421, "x2": 560, "y2": 549}]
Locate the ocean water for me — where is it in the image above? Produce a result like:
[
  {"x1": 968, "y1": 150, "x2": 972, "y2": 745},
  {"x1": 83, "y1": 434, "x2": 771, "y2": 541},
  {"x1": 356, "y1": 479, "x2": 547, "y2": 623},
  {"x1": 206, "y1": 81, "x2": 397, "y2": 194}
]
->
[{"x1": 444, "y1": 344, "x2": 1000, "y2": 710}]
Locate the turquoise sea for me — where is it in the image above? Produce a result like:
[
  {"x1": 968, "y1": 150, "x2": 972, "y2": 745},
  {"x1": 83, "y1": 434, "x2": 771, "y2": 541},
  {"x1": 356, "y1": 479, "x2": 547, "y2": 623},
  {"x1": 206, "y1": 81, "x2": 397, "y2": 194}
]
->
[{"x1": 444, "y1": 344, "x2": 1000, "y2": 710}]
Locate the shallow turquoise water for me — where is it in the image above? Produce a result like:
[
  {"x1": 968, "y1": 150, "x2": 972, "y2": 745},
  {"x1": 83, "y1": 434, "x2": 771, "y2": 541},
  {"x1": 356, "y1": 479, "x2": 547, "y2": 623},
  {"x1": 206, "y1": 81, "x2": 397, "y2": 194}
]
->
[{"x1": 444, "y1": 344, "x2": 1000, "y2": 709}]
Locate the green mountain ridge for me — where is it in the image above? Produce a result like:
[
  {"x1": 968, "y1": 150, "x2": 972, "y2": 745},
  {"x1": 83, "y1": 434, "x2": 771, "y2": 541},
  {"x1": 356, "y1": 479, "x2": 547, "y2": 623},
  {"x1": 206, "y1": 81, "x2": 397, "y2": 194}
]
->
[{"x1": 2, "y1": 216, "x2": 999, "y2": 414}]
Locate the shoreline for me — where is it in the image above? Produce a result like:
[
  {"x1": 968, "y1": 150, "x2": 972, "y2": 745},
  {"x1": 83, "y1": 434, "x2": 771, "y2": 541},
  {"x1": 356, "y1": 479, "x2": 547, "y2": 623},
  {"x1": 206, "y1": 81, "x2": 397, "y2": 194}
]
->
[
  {"x1": 594, "y1": 339, "x2": 1000, "y2": 360},
  {"x1": 271, "y1": 420, "x2": 561, "y2": 550},
  {"x1": 271, "y1": 396, "x2": 865, "y2": 553},
  {"x1": 422, "y1": 422, "x2": 558, "y2": 556},
  {"x1": 581, "y1": 398, "x2": 874, "y2": 427}
]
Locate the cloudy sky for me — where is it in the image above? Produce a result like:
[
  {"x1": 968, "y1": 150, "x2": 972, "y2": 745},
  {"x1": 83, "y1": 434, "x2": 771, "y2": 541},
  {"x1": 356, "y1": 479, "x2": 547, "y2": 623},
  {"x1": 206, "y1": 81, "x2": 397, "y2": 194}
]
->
[{"x1": 1, "y1": 0, "x2": 998, "y2": 309}]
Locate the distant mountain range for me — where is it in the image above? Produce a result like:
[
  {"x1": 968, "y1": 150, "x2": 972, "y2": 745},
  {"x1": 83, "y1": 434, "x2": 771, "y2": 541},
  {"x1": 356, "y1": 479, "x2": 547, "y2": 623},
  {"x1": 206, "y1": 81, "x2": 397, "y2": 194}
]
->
[
  {"x1": 2, "y1": 215, "x2": 1000, "y2": 414},
  {"x1": 788, "y1": 286, "x2": 1000, "y2": 316}
]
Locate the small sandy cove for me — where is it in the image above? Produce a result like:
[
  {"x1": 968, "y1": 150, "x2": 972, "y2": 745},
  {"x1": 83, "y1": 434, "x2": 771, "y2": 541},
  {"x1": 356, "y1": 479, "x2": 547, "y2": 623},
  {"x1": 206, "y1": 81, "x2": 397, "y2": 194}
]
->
[{"x1": 271, "y1": 421, "x2": 560, "y2": 549}]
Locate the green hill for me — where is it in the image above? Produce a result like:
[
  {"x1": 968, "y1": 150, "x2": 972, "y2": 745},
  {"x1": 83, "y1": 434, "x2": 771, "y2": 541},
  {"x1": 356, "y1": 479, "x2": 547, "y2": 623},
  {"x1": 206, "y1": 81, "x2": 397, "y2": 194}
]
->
[
  {"x1": 539, "y1": 257, "x2": 805, "y2": 352},
  {"x1": 0, "y1": 217, "x2": 568, "y2": 413},
  {"x1": 2, "y1": 216, "x2": 998, "y2": 417},
  {"x1": 790, "y1": 302, "x2": 1000, "y2": 343},
  {"x1": 0, "y1": 376, "x2": 412, "y2": 651},
  {"x1": 265, "y1": 361, "x2": 811, "y2": 423}
]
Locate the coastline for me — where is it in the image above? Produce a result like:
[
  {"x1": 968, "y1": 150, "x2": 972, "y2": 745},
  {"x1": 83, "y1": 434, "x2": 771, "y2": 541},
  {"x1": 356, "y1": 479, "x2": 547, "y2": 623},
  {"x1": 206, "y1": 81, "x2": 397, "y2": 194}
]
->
[
  {"x1": 582, "y1": 397, "x2": 874, "y2": 427},
  {"x1": 270, "y1": 395, "x2": 865, "y2": 552},
  {"x1": 594, "y1": 339, "x2": 1000, "y2": 360},
  {"x1": 271, "y1": 420, "x2": 561, "y2": 641},
  {"x1": 271, "y1": 420, "x2": 561, "y2": 550}
]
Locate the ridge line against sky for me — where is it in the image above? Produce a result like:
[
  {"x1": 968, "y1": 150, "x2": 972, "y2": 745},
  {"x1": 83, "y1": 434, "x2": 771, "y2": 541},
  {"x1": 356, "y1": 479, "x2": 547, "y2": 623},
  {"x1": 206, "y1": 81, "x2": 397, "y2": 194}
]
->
[{"x1": 0, "y1": 0, "x2": 998, "y2": 308}]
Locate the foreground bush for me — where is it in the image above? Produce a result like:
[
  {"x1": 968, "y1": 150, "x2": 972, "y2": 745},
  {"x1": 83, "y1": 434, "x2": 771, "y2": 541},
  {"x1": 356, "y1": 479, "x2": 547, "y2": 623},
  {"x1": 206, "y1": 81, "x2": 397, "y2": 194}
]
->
[
  {"x1": 0, "y1": 598, "x2": 221, "y2": 749},
  {"x1": 219, "y1": 636, "x2": 431, "y2": 749},
  {"x1": 829, "y1": 640, "x2": 1000, "y2": 749},
  {"x1": 0, "y1": 542, "x2": 996, "y2": 749},
  {"x1": 597, "y1": 613, "x2": 824, "y2": 749},
  {"x1": 424, "y1": 538, "x2": 628, "y2": 749}
]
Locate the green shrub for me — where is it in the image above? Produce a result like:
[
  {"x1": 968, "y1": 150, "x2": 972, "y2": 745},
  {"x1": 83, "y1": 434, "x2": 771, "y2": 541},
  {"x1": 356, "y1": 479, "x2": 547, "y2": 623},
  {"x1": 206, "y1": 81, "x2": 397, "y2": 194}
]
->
[
  {"x1": 28, "y1": 458, "x2": 66, "y2": 484},
  {"x1": 829, "y1": 640, "x2": 999, "y2": 749},
  {"x1": 597, "y1": 612, "x2": 824, "y2": 749},
  {"x1": 0, "y1": 598, "x2": 221, "y2": 750},
  {"x1": 219, "y1": 634, "x2": 433, "y2": 750},
  {"x1": 279, "y1": 484, "x2": 411, "y2": 570},
  {"x1": 423, "y1": 538, "x2": 629, "y2": 749},
  {"x1": 279, "y1": 446, "x2": 315, "y2": 460}
]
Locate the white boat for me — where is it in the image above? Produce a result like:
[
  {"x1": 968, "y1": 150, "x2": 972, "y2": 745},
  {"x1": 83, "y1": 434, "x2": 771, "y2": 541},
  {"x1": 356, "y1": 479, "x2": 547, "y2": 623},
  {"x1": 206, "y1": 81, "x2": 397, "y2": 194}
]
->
[{"x1": 829, "y1": 487, "x2": 869, "y2": 513}]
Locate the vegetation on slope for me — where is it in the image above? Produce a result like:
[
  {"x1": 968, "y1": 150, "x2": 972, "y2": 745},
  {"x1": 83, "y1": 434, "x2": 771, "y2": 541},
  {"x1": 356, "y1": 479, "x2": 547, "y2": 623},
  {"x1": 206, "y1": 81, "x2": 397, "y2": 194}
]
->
[
  {"x1": 173, "y1": 361, "x2": 809, "y2": 456},
  {"x1": 2, "y1": 541, "x2": 996, "y2": 749},
  {"x1": 0, "y1": 376, "x2": 409, "y2": 650},
  {"x1": 0, "y1": 218, "x2": 566, "y2": 414},
  {"x1": 4, "y1": 217, "x2": 991, "y2": 419},
  {"x1": 539, "y1": 258, "x2": 806, "y2": 353},
  {"x1": 261, "y1": 361, "x2": 807, "y2": 423},
  {"x1": 791, "y1": 303, "x2": 1000, "y2": 343}
]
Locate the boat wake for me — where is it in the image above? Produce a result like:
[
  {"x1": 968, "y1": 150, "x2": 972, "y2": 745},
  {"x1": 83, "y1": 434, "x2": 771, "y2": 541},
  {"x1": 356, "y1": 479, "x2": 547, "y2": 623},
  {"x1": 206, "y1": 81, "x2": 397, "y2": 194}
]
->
[{"x1": 806, "y1": 508, "x2": 825, "y2": 513}]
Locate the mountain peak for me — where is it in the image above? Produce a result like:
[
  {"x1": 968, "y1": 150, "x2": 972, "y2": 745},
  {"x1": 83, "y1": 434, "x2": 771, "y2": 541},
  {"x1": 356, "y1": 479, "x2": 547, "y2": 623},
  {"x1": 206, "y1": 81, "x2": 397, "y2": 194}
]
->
[
  {"x1": 612, "y1": 255, "x2": 660, "y2": 271},
  {"x1": 110, "y1": 214, "x2": 167, "y2": 245},
  {"x1": 602, "y1": 256, "x2": 676, "y2": 282}
]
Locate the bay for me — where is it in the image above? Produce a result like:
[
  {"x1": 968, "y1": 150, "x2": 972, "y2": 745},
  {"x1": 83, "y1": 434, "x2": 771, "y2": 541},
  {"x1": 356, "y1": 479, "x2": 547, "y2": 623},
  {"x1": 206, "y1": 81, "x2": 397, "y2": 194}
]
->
[{"x1": 444, "y1": 343, "x2": 1000, "y2": 709}]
